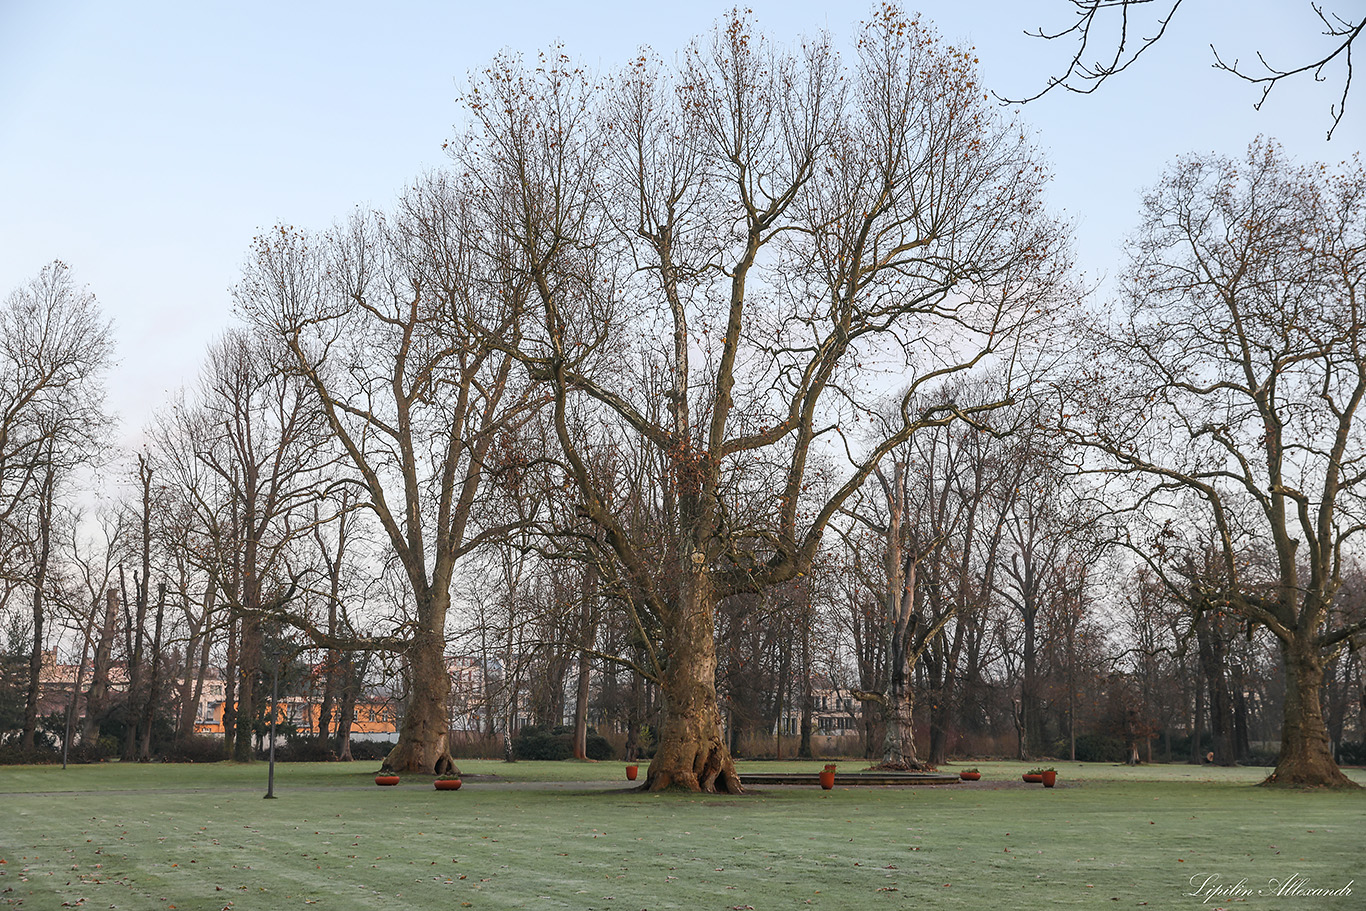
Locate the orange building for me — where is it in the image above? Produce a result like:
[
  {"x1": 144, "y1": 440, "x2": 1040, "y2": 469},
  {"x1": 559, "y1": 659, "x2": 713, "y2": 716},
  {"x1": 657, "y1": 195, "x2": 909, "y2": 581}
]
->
[{"x1": 192, "y1": 696, "x2": 398, "y2": 736}]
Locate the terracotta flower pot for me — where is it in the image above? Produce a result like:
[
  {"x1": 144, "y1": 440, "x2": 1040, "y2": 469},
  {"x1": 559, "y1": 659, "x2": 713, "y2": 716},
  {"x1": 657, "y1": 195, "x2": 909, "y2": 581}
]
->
[
  {"x1": 434, "y1": 779, "x2": 462, "y2": 790},
  {"x1": 375, "y1": 775, "x2": 401, "y2": 786},
  {"x1": 625, "y1": 764, "x2": 639, "y2": 781},
  {"x1": 1022, "y1": 773, "x2": 1044, "y2": 783},
  {"x1": 1041, "y1": 770, "x2": 1057, "y2": 788},
  {"x1": 819, "y1": 769, "x2": 836, "y2": 790},
  {"x1": 960, "y1": 771, "x2": 981, "y2": 781}
]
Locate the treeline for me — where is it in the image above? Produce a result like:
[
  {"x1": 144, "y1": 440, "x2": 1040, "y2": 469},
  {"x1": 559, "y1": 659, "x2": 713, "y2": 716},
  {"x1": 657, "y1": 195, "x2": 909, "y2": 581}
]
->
[{"x1": 1, "y1": 6, "x2": 1363, "y2": 788}]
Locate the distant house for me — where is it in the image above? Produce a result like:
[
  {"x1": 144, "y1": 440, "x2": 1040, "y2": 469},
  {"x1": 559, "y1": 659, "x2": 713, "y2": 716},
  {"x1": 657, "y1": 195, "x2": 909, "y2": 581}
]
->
[{"x1": 774, "y1": 674, "x2": 862, "y2": 738}]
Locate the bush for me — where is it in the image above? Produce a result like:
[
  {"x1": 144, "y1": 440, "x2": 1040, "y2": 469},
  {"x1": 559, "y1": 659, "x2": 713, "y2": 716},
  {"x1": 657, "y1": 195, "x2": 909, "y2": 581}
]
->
[
  {"x1": 1336, "y1": 741, "x2": 1366, "y2": 766},
  {"x1": 0, "y1": 742, "x2": 60, "y2": 764},
  {"x1": 67, "y1": 734, "x2": 121, "y2": 763},
  {"x1": 511, "y1": 725, "x2": 618, "y2": 761},
  {"x1": 1242, "y1": 746, "x2": 1280, "y2": 766},
  {"x1": 346, "y1": 739, "x2": 391, "y2": 761},
  {"x1": 265, "y1": 735, "x2": 337, "y2": 763},
  {"x1": 160, "y1": 734, "x2": 227, "y2": 763},
  {"x1": 584, "y1": 731, "x2": 614, "y2": 761},
  {"x1": 512, "y1": 726, "x2": 572, "y2": 761},
  {"x1": 1070, "y1": 733, "x2": 1127, "y2": 763},
  {"x1": 448, "y1": 732, "x2": 502, "y2": 759}
]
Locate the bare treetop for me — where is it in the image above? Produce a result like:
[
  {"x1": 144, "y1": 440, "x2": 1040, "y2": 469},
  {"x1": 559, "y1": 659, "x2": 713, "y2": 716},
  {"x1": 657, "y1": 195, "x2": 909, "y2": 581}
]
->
[{"x1": 1006, "y1": 1, "x2": 1362, "y2": 139}]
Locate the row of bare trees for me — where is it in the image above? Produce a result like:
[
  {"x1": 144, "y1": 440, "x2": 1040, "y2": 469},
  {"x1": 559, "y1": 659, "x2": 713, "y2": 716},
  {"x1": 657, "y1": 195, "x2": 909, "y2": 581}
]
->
[{"x1": 2, "y1": 7, "x2": 1362, "y2": 792}]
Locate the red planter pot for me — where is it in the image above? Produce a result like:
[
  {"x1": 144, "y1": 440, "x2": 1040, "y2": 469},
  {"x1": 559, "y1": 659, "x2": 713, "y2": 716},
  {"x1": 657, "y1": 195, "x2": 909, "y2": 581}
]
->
[
  {"x1": 434, "y1": 779, "x2": 462, "y2": 790},
  {"x1": 1022, "y1": 773, "x2": 1044, "y2": 783},
  {"x1": 375, "y1": 775, "x2": 401, "y2": 786},
  {"x1": 818, "y1": 769, "x2": 836, "y2": 790},
  {"x1": 960, "y1": 771, "x2": 981, "y2": 781},
  {"x1": 1041, "y1": 771, "x2": 1057, "y2": 788},
  {"x1": 625, "y1": 764, "x2": 639, "y2": 781}
]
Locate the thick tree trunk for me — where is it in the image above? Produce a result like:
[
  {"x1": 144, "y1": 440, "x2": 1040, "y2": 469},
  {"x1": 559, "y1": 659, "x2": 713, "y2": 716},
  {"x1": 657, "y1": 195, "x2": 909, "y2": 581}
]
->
[
  {"x1": 645, "y1": 576, "x2": 741, "y2": 793},
  {"x1": 878, "y1": 637, "x2": 932, "y2": 771},
  {"x1": 880, "y1": 669, "x2": 918, "y2": 768},
  {"x1": 1266, "y1": 637, "x2": 1358, "y2": 788},
  {"x1": 382, "y1": 619, "x2": 457, "y2": 775}
]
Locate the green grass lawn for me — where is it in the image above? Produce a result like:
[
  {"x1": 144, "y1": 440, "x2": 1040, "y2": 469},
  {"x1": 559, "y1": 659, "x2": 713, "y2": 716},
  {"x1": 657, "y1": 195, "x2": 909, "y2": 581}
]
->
[{"x1": 2, "y1": 759, "x2": 1362, "y2": 910}]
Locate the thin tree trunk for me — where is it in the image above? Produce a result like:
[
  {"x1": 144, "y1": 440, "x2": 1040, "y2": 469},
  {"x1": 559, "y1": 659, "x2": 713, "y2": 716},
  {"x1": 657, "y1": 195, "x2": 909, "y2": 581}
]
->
[
  {"x1": 138, "y1": 582, "x2": 167, "y2": 760},
  {"x1": 572, "y1": 647, "x2": 592, "y2": 760},
  {"x1": 1196, "y1": 614, "x2": 1236, "y2": 766},
  {"x1": 232, "y1": 615, "x2": 261, "y2": 761},
  {"x1": 223, "y1": 616, "x2": 238, "y2": 758},
  {"x1": 20, "y1": 534, "x2": 50, "y2": 751},
  {"x1": 334, "y1": 654, "x2": 357, "y2": 761},
  {"x1": 22, "y1": 457, "x2": 56, "y2": 752},
  {"x1": 571, "y1": 565, "x2": 599, "y2": 761},
  {"x1": 798, "y1": 607, "x2": 814, "y2": 759},
  {"x1": 82, "y1": 587, "x2": 119, "y2": 745},
  {"x1": 121, "y1": 565, "x2": 148, "y2": 761}
]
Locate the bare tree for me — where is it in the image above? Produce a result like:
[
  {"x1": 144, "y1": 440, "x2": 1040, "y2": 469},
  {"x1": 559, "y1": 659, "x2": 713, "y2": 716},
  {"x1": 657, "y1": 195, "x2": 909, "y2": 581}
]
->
[
  {"x1": 239, "y1": 172, "x2": 539, "y2": 774},
  {"x1": 462, "y1": 5, "x2": 1072, "y2": 791},
  {"x1": 1068, "y1": 139, "x2": 1366, "y2": 787},
  {"x1": 145, "y1": 330, "x2": 326, "y2": 760},
  {"x1": 0, "y1": 262, "x2": 113, "y2": 753},
  {"x1": 1007, "y1": 1, "x2": 1362, "y2": 138}
]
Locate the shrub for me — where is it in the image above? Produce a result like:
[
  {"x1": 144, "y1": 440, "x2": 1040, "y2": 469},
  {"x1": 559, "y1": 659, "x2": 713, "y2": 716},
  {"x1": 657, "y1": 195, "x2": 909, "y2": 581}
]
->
[
  {"x1": 512, "y1": 726, "x2": 572, "y2": 761},
  {"x1": 67, "y1": 734, "x2": 120, "y2": 764},
  {"x1": 346, "y1": 739, "x2": 391, "y2": 761},
  {"x1": 160, "y1": 734, "x2": 227, "y2": 763},
  {"x1": 1070, "y1": 733, "x2": 1127, "y2": 763},
  {"x1": 1336, "y1": 741, "x2": 1366, "y2": 766},
  {"x1": 448, "y1": 732, "x2": 502, "y2": 759},
  {"x1": 584, "y1": 732, "x2": 614, "y2": 761},
  {"x1": 1242, "y1": 746, "x2": 1281, "y2": 767},
  {"x1": 265, "y1": 735, "x2": 337, "y2": 763},
  {"x1": 511, "y1": 725, "x2": 618, "y2": 761},
  {"x1": 0, "y1": 742, "x2": 60, "y2": 764}
]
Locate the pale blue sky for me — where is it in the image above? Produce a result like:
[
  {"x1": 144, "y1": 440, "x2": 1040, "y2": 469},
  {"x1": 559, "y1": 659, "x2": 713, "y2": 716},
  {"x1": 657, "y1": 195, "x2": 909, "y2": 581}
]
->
[{"x1": 1, "y1": 1, "x2": 1357, "y2": 446}]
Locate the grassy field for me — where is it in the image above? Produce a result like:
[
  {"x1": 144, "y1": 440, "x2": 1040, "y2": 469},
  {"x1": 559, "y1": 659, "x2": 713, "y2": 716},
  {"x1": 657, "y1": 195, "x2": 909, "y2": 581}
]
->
[{"x1": 1, "y1": 759, "x2": 1362, "y2": 910}]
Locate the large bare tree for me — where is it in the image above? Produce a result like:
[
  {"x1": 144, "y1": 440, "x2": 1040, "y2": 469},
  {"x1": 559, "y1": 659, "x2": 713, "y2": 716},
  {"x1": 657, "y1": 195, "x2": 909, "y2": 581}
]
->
[
  {"x1": 460, "y1": 6, "x2": 1072, "y2": 791},
  {"x1": 1069, "y1": 138, "x2": 1366, "y2": 787},
  {"x1": 239, "y1": 173, "x2": 537, "y2": 774}
]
